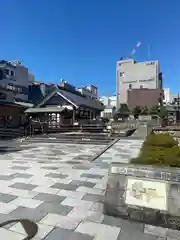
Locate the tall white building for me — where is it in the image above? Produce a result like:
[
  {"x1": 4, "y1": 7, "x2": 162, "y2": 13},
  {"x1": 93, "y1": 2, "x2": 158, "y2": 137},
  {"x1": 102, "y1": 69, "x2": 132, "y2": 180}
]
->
[
  {"x1": 163, "y1": 88, "x2": 170, "y2": 104},
  {"x1": 116, "y1": 59, "x2": 162, "y2": 108}
]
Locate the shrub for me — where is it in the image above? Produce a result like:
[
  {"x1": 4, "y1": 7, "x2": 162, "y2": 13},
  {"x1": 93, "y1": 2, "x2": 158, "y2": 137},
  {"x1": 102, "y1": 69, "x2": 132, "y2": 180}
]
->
[
  {"x1": 131, "y1": 147, "x2": 180, "y2": 167},
  {"x1": 131, "y1": 133, "x2": 180, "y2": 167},
  {"x1": 144, "y1": 133, "x2": 178, "y2": 148}
]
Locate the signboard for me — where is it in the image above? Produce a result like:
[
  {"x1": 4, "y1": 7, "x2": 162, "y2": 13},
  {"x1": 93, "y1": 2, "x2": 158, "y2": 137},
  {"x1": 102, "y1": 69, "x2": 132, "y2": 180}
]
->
[{"x1": 125, "y1": 178, "x2": 167, "y2": 211}]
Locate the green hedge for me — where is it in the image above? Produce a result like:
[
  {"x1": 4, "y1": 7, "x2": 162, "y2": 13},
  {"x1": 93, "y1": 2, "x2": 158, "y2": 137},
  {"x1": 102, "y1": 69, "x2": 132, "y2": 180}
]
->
[
  {"x1": 144, "y1": 133, "x2": 178, "y2": 148},
  {"x1": 131, "y1": 133, "x2": 180, "y2": 167}
]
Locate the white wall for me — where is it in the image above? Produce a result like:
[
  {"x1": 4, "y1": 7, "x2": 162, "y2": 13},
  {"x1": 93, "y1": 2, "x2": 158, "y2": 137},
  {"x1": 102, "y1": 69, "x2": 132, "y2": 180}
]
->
[
  {"x1": 116, "y1": 59, "x2": 160, "y2": 105},
  {"x1": 163, "y1": 88, "x2": 170, "y2": 103}
]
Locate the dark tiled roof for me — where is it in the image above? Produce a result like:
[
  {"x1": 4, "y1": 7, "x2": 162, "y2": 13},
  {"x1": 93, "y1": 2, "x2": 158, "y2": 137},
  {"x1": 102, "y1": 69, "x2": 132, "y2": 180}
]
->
[
  {"x1": 36, "y1": 86, "x2": 104, "y2": 111},
  {"x1": 57, "y1": 88, "x2": 104, "y2": 110}
]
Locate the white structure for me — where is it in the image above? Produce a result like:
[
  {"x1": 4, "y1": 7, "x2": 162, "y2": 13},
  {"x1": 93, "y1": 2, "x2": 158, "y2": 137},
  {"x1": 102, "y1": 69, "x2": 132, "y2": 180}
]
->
[
  {"x1": 99, "y1": 95, "x2": 116, "y2": 107},
  {"x1": 99, "y1": 95, "x2": 116, "y2": 118},
  {"x1": 99, "y1": 96, "x2": 110, "y2": 106},
  {"x1": 109, "y1": 96, "x2": 116, "y2": 107},
  {"x1": 100, "y1": 106, "x2": 116, "y2": 119},
  {"x1": 163, "y1": 88, "x2": 170, "y2": 104},
  {"x1": 77, "y1": 85, "x2": 98, "y2": 99},
  {"x1": 0, "y1": 60, "x2": 33, "y2": 101},
  {"x1": 116, "y1": 59, "x2": 162, "y2": 108}
]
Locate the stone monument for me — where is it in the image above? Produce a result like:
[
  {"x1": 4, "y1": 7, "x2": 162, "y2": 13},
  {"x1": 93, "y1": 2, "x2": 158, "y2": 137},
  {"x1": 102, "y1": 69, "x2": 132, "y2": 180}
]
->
[{"x1": 103, "y1": 163, "x2": 180, "y2": 230}]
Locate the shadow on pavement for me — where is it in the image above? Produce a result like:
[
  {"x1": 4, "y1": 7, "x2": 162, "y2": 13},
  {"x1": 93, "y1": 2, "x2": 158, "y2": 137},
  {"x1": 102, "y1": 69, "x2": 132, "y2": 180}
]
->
[{"x1": 0, "y1": 219, "x2": 38, "y2": 239}]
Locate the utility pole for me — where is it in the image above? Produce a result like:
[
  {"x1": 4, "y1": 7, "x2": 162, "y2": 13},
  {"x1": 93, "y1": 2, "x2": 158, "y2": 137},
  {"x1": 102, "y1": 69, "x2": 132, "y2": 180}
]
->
[
  {"x1": 177, "y1": 93, "x2": 180, "y2": 124},
  {"x1": 148, "y1": 44, "x2": 151, "y2": 59}
]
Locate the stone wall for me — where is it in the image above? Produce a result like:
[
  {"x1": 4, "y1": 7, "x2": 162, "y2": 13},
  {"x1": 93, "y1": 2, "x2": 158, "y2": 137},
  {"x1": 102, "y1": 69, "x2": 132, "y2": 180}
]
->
[{"x1": 103, "y1": 163, "x2": 180, "y2": 230}]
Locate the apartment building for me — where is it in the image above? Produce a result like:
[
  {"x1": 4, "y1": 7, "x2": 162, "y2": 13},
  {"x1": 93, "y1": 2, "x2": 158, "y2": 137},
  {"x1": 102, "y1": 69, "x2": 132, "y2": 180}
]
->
[
  {"x1": 0, "y1": 60, "x2": 31, "y2": 101},
  {"x1": 116, "y1": 59, "x2": 162, "y2": 108},
  {"x1": 77, "y1": 85, "x2": 98, "y2": 99}
]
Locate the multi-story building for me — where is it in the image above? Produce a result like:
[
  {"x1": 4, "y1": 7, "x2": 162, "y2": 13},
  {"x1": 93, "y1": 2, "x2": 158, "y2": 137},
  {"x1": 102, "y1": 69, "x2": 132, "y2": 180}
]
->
[
  {"x1": 116, "y1": 59, "x2": 162, "y2": 108},
  {"x1": 99, "y1": 95, "x2": 116, "y2": 118},
  {"x1": 28, "y1": 72, "x2": 35, "y2": 84},
  {"x1": 77, "y1": 85, "x2": 98, "y2": 99},
  {"x1": 0, "y1": 60, "x2": 31, "y2": 101},
  {"x1": 127, "y1": 88, "x2": 164, "y2": 111},
  {"x1": 109, "y1": 95, "x2": 116, "y2": 107},
  {"x1": 163, "y1": 88, "x2": 170, "y2": 104},
  {"x1": 99, "y1": 95, "x2": 116, "y2": 107}
]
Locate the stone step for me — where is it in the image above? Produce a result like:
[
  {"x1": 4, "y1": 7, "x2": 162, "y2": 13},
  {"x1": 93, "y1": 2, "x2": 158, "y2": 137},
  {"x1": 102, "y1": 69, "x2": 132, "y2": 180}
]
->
[
  {"x1": 21, "y1": 137, "x2": 111, "y2": 145},
  {"x1": 32, "y1": 133, "x2": 114, "y2": 141}
]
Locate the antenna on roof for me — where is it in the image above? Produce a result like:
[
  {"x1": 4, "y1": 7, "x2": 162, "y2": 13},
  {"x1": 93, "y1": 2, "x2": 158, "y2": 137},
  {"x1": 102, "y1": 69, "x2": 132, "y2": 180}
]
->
[{"x1": 148, "y1": 43, "x2": 151, "y2": 59}]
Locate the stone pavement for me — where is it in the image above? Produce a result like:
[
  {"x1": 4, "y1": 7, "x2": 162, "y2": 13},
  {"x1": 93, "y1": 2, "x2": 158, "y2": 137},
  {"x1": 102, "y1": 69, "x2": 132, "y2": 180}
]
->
[{"x1": 0, "y1": 140, "x2": 179, "y2": 239}]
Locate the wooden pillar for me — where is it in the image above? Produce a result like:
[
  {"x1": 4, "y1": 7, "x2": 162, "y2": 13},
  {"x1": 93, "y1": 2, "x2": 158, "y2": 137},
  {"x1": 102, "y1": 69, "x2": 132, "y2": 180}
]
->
[{"x1": 72, "y1": 108, "x2": 76, "y2": 124}]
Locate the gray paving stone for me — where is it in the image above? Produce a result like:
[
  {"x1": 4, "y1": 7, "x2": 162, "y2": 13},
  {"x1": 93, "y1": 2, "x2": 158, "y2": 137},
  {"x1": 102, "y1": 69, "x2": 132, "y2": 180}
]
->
[
  {"x1": 51, "y1": 183, "x2": 79, "y2": 191},
  {"x1": 9, "y1": 182, "x2": 37, "y2": 190},
  {"x1": 12, "y1": 161, "x2": 28, "y2": 164},
  {"x1": 33, "y1": 193, "x2": 66, "y2": 203},
  {"x1": 41, "y1": 166, "x2": 59, "y2": 170},
  {"x1": 15, "y1": 173, "x2": 33, "y2": 178},
  {"x1": 66, "y1": 161, "x2": 82, "y2": 164},
  {"x1": 45, "y1": 173, "x2": 68, "y2": 178},
  {"x1": 167, "y1": 229, "x2": 180, "y2": 239},
  {"x1": 74, "y1": 155, "x2": 92, "y2": 160},
  {"x1": 82, "y1": 193, "x2": 102, "y2": 203},
  {"x1": 10, "y1": 206, "x2": 47, "y2": 222},
  {"x1": 103, "y1": 215, "x2": 144, "y2": 232},
  {"x1": 118, "y1": 230, "x2": 158, "y2": 240},
  {"x1": 73, "y1": 165, "x2": 91, "y2": 170},
  {"x1": 0, "y1": 174, "x2": 17, "y2": 180},
  {"x1": 71, "y1": 180, "x2": 95, "y2": 188},
  {"x1": 0, "y1": 213, "x2": 18, "y2": 229},
  {"x1": 44, "y1": 227, "x2": 93, "y2": 240},
  {"x1": 10, "y1": 166, "x2": 29, "y2": 170},
  {"x1": 38, "y1": 161, "x2": 52, "y2": 163},
  {"x1": 144, "y1": 225, "x2": 167, "y2": 238},
  {"x1": 37, "y1": 202, "x2": 73, "y2": 215},
  {"x1": 81, "y1": 173, "x2": 103, "y2": 179},
  {"x1": 0, "y1": 193, "x2": 17, "y2": 203}
]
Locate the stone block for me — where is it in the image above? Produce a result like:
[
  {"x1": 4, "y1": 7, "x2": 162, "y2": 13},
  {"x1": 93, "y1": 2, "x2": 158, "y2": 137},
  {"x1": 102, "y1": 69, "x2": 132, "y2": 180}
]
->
[{"x1": 103, "y1": 163, "x2": 180, "y2": 230}]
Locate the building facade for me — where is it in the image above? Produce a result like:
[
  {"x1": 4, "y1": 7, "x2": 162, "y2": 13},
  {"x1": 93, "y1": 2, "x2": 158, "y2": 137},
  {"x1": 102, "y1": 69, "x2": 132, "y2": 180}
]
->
[
  {"x1": 127, "y1": 88, "x2": 164, "y2": 111},
  {"x1": 77, "y1": 85, "x2": 98, "y2": 99},
  {"x1": 99, "y1": 95, "x2": 116, "y2": 108},
  {"x1": 163, "y1": 88, "x2": 170, "y2": 104},
  {"x1": 0, "y1": 60, "x2": 31, "y2": 101},
  {"x1": 116, "y1": 59, "x2": 162, "y2": 108},
  {"x1": 26, "y1": 84, "x2": 104, "y2": 130}
]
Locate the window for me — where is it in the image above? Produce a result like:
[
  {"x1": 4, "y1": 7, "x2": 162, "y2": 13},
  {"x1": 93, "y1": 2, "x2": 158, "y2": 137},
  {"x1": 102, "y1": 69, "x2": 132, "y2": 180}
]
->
[
  {"x1": 10, "y1": 70, "x2": 15, "y2": 76},
  {"x1": 140, "y1": 85, "x2": 143, "y2": 89},
  {"x1": 120, "y1": 72, "x2": 125, "y2": 77},
  {"x1": 129, "y1": 84, "x2": 132, "y2": 89},
  {"x1": 0, "y1": 93, "x2": 6, "y2": 100},
  {"x1": 146, "y1": 62, "x2": 155, "y2": 66},
  {"x1": 4, "y1": 69, "x2": 9, "y2": 75}
]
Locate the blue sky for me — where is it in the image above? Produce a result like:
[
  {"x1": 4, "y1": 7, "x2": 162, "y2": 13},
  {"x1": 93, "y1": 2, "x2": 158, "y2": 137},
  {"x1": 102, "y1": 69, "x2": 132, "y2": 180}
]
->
[{"x1": 1, "y1": 0, "x2": 180, "y2": 96}]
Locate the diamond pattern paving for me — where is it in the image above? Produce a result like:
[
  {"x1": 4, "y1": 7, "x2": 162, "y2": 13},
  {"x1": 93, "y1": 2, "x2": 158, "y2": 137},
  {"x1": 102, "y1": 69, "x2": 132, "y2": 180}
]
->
[{"x1": 0, "y1": 139, "x2": 178, "y2": 239}]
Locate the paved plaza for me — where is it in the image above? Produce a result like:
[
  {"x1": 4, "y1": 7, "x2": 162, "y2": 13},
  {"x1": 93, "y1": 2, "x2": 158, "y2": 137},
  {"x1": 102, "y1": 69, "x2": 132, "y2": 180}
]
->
[{"x1": 0, "y1": 139, "x2": 179, "y2": 239}]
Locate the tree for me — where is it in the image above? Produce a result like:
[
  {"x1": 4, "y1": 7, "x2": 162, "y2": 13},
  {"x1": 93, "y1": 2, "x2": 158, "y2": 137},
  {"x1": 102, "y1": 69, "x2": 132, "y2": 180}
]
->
[
  {"x1": 158, "y1": 105, "x2": 168, "y2": 119},
  {"x1": 141, "y1": 106, "x2": 149, "y2": 115},
  {"x1": 150, "y1": 105, "x2": 159, "y2": 115},
  {"x1": 117, "y1": 104, "x2": 130, "y2": 120},
  {"x1": 133, "y1": 106, "x2": 141, "y2": 119}
]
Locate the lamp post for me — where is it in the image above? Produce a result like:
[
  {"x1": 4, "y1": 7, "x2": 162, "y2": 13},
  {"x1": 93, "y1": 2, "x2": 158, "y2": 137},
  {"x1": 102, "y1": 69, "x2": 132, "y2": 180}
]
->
[{"x1": 176, "y1": 93, "x2": 180, "y2": 124}]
